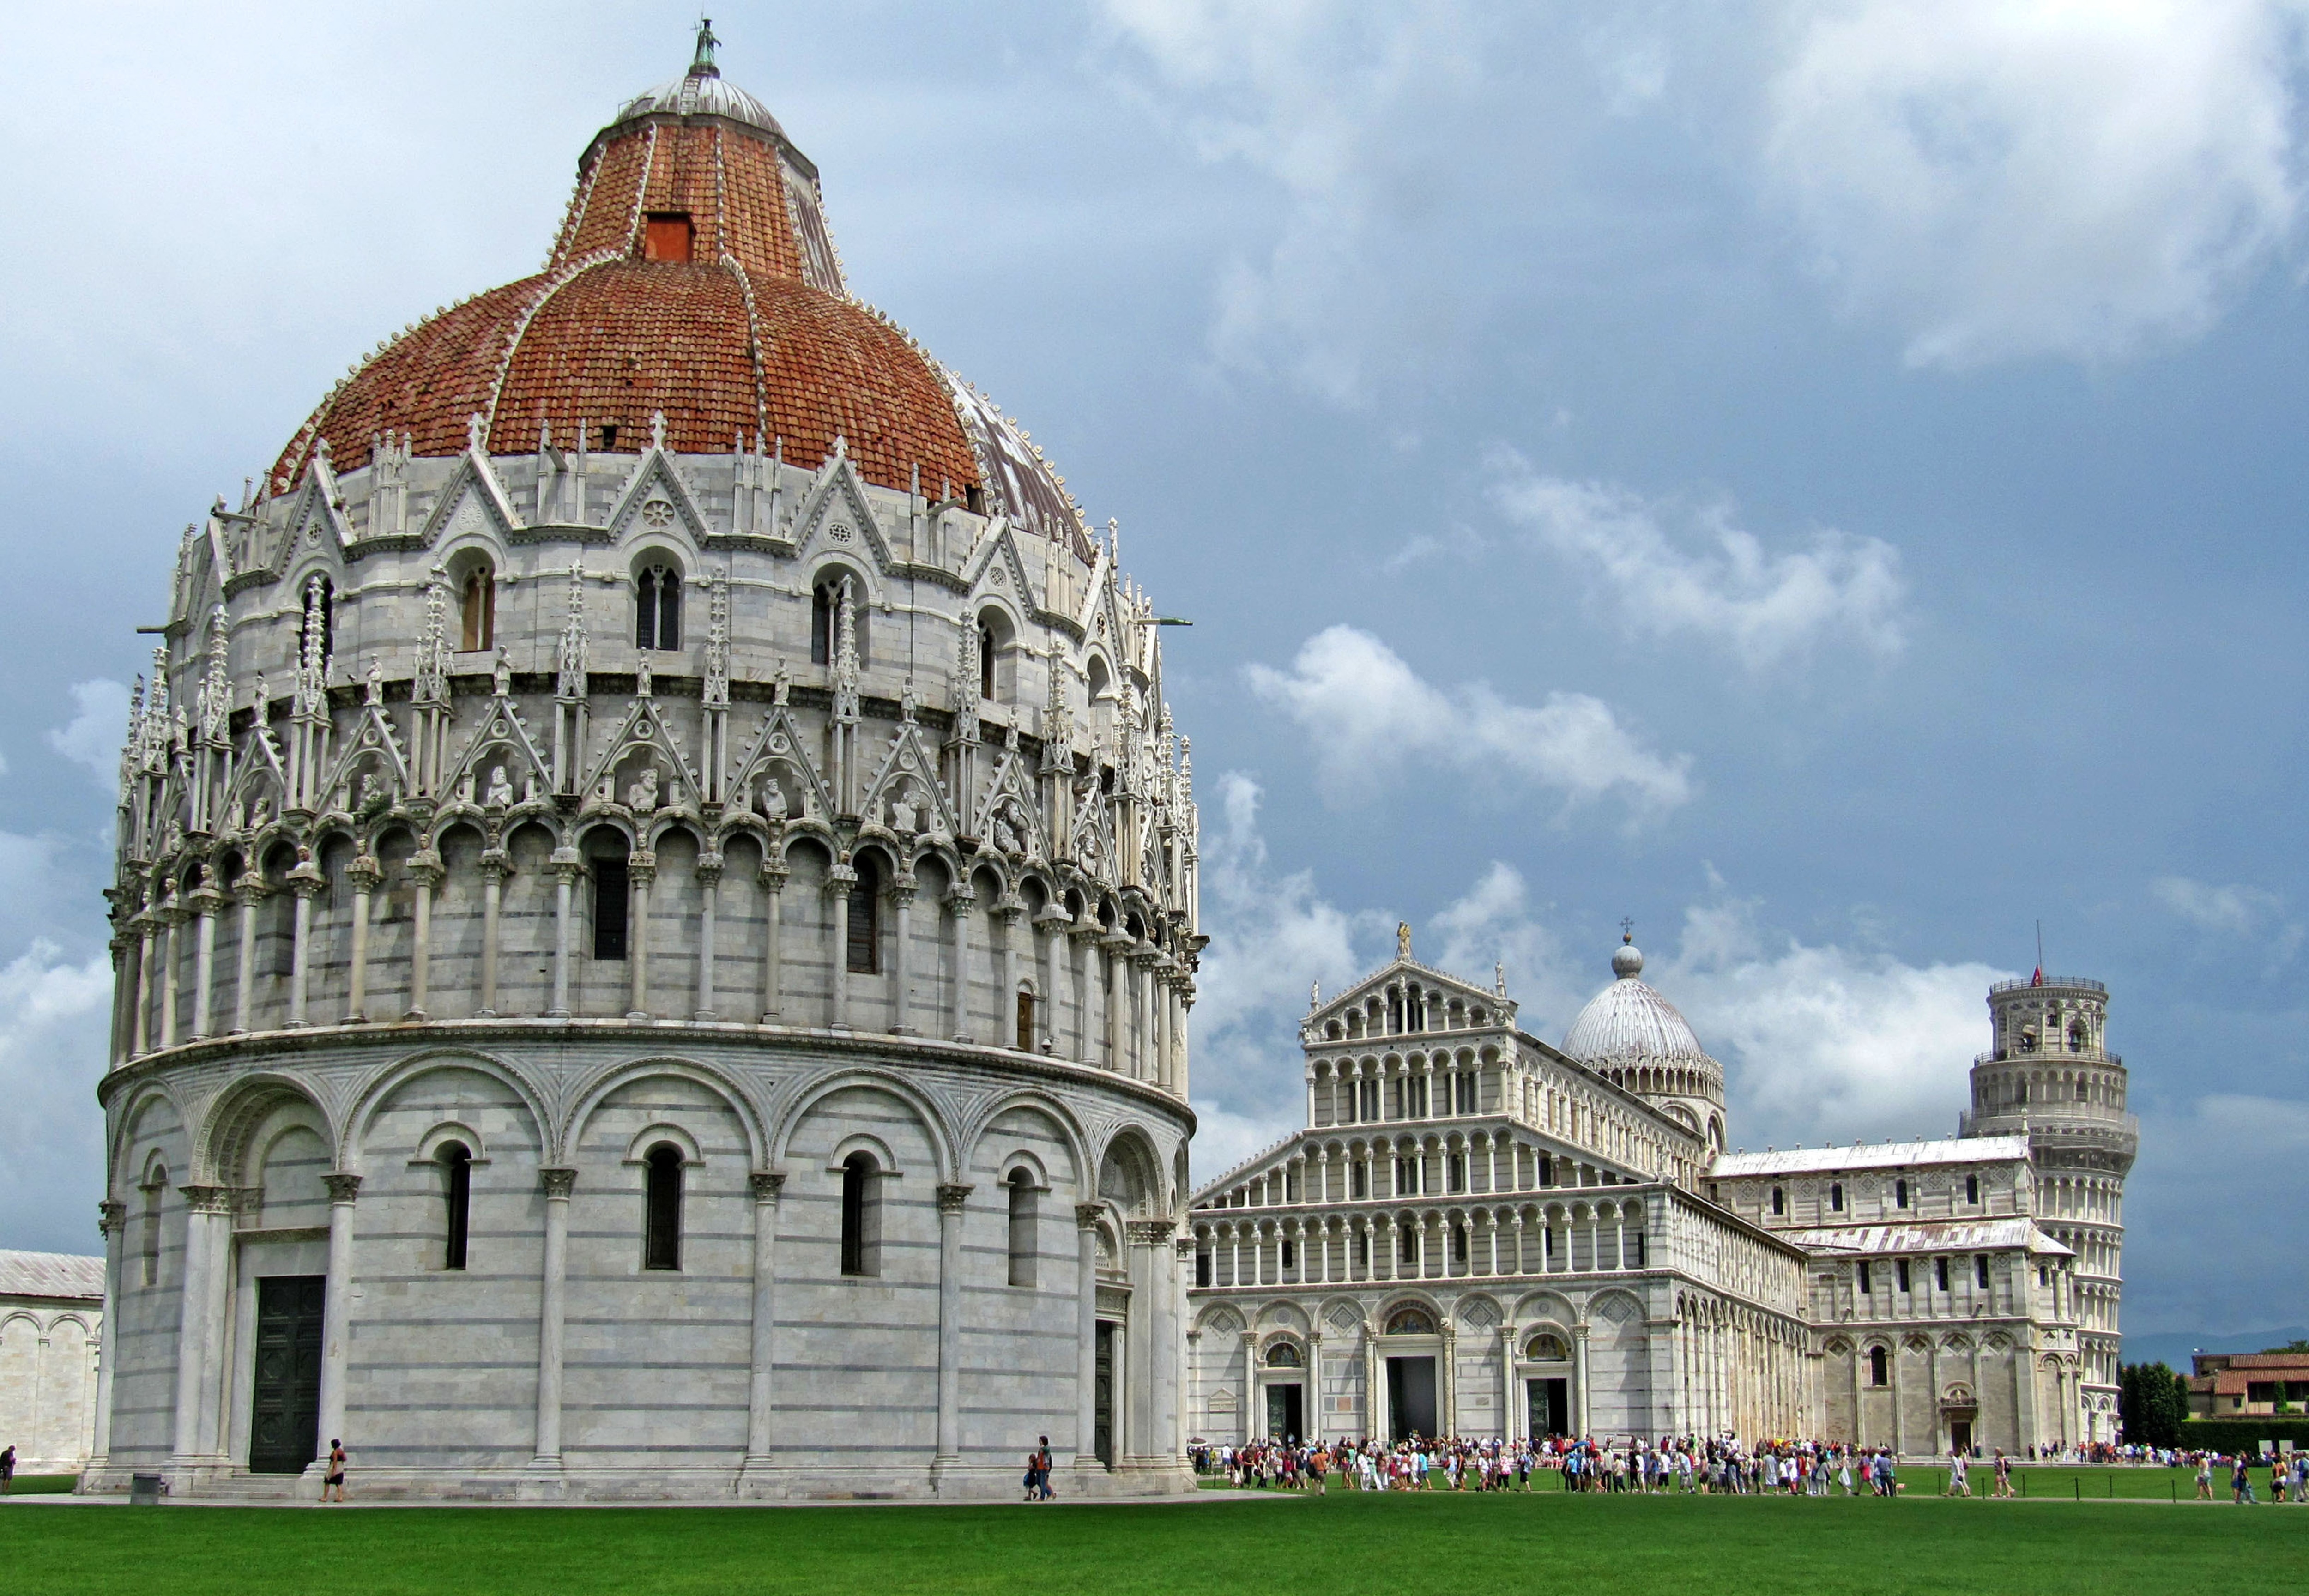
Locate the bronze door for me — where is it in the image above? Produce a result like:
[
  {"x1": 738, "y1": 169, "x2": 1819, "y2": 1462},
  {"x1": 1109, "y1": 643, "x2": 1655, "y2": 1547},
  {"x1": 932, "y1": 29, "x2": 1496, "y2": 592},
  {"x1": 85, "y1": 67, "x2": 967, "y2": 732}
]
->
[{"x1": 250, "y1": 1275, "x2": 326, "y2": 1474}]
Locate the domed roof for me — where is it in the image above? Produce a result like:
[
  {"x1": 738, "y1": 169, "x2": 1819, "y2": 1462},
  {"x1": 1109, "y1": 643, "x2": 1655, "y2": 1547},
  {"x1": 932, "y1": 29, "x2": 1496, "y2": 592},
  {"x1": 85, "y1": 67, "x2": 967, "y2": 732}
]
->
[
  {"x1": 1562, "y1": 939, "x2": 1713, "y2": 1067},
  {"x1": 268, "y1": 35, "x2": 1094, "y2": 559}
]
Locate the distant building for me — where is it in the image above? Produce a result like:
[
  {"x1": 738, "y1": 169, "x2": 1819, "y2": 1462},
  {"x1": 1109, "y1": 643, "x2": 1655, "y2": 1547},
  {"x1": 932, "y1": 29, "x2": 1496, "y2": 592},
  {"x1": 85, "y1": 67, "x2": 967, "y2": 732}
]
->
[
  {"x1": 0, "y1": 1251, "x2": 104, "y2": 1472},
  {"x1": 1185, "y1": 936, "x2": 2128, "y2": 1455},
  {"x1": 2187, "y1": 1352, "x2": 2309, "y2": 1419}
]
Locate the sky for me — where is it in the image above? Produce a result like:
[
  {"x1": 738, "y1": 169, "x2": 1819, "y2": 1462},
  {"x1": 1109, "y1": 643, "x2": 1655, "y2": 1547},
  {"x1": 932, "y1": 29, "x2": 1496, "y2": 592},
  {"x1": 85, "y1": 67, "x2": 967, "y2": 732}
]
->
[{"x1": 0, "y1": 0, "x2": 2303, "y2": 1345}]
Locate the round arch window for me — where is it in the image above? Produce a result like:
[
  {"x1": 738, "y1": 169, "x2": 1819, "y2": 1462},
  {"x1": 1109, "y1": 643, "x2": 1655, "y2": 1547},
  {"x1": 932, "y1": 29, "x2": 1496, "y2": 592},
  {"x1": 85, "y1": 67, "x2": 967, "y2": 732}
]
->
[
  {"x1": 1524, "y1": 1331, "x2": 1568, "y2": 1361},
  {"x1": 1265, "y1": 1342, "x2": 1302, "y2": 1368},
  {"x1": 1384, "y1": 1307, "x2": 1436, "y2": 1336}
]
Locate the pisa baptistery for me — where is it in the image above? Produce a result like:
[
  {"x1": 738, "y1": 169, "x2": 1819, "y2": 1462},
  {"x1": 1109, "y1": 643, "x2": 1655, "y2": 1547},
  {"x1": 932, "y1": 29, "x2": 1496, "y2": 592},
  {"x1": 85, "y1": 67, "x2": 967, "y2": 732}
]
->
[{"x1": 86, "y1": 31, "x2": 1200, "y2": 1501}]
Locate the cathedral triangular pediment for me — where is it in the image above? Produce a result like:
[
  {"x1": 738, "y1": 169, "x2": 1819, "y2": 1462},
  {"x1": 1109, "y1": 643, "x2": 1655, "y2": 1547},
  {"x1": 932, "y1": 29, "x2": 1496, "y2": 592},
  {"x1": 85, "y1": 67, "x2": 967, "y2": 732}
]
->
[
  {"x1": 412, "y1": 447, "x2": 520, "y2": 549},
  {"x1": 790, "y1": 449, "x2": 895, "y2": 574},
  {"x1": 857, "y1": 718, "x2": 960, "y2": 845},
  {"x1": 580, "y1": 692, "x2": 706, "y2": 811},
  {"x1": 1309, "y1": 955, "x2": 1514, "y2": 1035},
  {"x1": 605, "y1": 436, "x2": 711, "y2": 548},
  {"x1": 972, "y1": 738, "x2": 1046, "y2": 858},
  {"x1": 442, "y1": 685, "x2": 553, "y2": 806},
  {"x1": 961, "y1": 518, "x2": 1037, "y2": 614},
  {"x1": 727, "y1": 700, "x2": 838, "y2": 826}
]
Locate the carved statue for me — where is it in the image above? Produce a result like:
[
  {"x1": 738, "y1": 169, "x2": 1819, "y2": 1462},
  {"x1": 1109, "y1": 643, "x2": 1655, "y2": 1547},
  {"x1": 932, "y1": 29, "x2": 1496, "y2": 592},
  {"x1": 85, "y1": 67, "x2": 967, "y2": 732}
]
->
[
  {"x1": 772, "y1": 657, "x2": 790, "y2": 706},
  {"x1": 493, "y1": 648, "x2": 512, "y2": 697},
  {"x1": 625, "y1": 765, "x2": 660, "y2": 810},
  {"x1": 222, "y1": 797, "x2": 246, "y2": 836},
  {"x1": 1397, "y1": 921, "x2": 1413, "y2": 960},
  {"x1": 635, "y1": 653, "x2": 653, "y2": 699},
  {"x1": 761, "y1": 777, "x2": 789, "y2": 822},
  {"x1": 991, "y1": 798, "x2": 1024, "y2": 855},
  {"x1": 249, "y1": 794, "x2": 272, "y2": 830},
  {"x1": 366, "y1": 653, "x2": 384, "y2": 705},
  {"x1": 888, "y1": 782, "x2": 919, "y2": 836},
  {"x1": 486, "y1": 764, "x2": 515, "y2": 808}
]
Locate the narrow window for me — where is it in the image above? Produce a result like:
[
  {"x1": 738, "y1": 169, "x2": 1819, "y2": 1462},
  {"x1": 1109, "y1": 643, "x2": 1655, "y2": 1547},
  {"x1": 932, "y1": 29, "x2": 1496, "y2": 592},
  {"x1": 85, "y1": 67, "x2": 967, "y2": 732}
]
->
[
  {"x1": 1281, "y1": 1239, "x2": 1295, "y2": 1270},
  {"x1": 1360, "y1": 1080, "x2": 1379, "y2": 1121},
  {"x1": 1966, "y1": 1173, "x2": 1980, "y2": 1205},
  {"x1": 1351, "y1": 1161, "x2": 1368, "y2": 1198},
  {"x1": 1543, "y1": 1155, "x2": 1557, "y2": 1188},
  {"x1": 1196, "y1": 1251, "x2": 1212, "y2": 1288},
  {"x1": 1448, "y1": 1155, "x2": 1466, "y2": 1194},
  {"x1": 1858, "y1": 1261, "x2": 1873, "y2": 1295},
  {"x1": 1895, "y1": 1178, "x2": 1909, "y2": 1209},
  {"x1": 1869, "y1": 1346, "x2": 1888, "y2": 1387},
  {"x1": 636, "y1": 565, "x2": 681, "y2": 651},
  {"x1": 442, "y1": 1142, "x2": 472, "y2": 1271},
  {"x1": 1628, "y1": 1231, "x2": 1646, "y2": 1267},
  {"x1": 1337, "y1": 1081, "x2": 1356, "y2": 1124},
  {"x1": 140, "y1": 1173, "x2": 164, "y2": 1288},
  {"x1": 1356, "y1": 1232, "x2": 1370, "y2": 1270},
  {"x1": 1007, "y1": 1167, "x2": 1038, "y2": 1288},
  {"x1": 840, "y1": 1151, "x2": 879, "y2": 1277},
  {"x1": 811, "y1": 582, "x2": 834, "y2": 664},
  {"x1": 643, "y1": 212, "x2": 694, "y2": 262},
  {"x1": 643, "y1": 1143, "x2": 683, "y2": 1271},
  {"x1": 1935, "y1": 1256, "x2": 1949, "y2": 1293},
  {"x1": 1976, "y1": 1255, "x2": 1991, "y2": 1290},
  {"x1": 591, "y1": 852, "x2": 630, "y2": 960},
  {"x1": 979, "y1": 620, "x2": 996, "y2": 702},
  {"x1": 1896, "y1": 1259, "x2": 1911, "y2": 1293},
  {"x1": 1830, "y1": 1183, "x2": 1844, "y2": 1212},
  {"x1": 1016, "y1": 990, "x2": 1037, "y2": 1051},
  {"x1": 1770, "y1": 1185, "x2": 1785, "y2": 1216},
  {"x1": 1399, "y1": 1226, "x2": 1417, "y2": 1264},
  {"x1": 846, "y1": 853, "x2": 880, "y2": 973},
  {"x1": 459, "y1": 566, "x2": 494, "y2": 652},
  {"x1": 1451, "y1": 1224, "x2": 1468, "y2": 1264}
]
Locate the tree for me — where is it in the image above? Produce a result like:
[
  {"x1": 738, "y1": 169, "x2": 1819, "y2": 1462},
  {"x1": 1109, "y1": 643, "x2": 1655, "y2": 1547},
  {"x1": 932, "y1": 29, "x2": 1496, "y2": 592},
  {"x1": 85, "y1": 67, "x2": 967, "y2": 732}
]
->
[
  {"x1": 2120, "y1": 1362, "x2": 2188, "y2": 1447},
  {"x1": 2261, "y1": 1339, "x2": 2309, "y2": 1354}
]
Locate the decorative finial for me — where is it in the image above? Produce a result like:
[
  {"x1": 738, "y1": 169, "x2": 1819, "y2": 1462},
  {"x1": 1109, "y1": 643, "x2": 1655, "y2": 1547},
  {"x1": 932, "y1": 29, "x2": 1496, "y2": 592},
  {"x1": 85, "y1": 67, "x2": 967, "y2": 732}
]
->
[
  {"x1": 1310, "y1": 980, "x2": 1321, "y2": 1012},
  {"x1": 1620, "y1": 916, "x2": 1635, "y2": 943},
  {"x1": 690, "y1": 16, "x2": 721, "y2": 78},
  {"x1": 1396, "y1": 921, "x2": 1412, "y2": 960}
]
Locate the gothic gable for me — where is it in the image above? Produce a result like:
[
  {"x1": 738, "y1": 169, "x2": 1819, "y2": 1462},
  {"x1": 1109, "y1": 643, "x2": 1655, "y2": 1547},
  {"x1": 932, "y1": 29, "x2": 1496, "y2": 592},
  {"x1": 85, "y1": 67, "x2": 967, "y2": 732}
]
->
[
  {"x1": 789, "y1": 444, "x2": 895, "y2": 575},
  {"x1": 727, "y1": 700, "x2": 837, "y2": 824},
  {"x1": 605, "y1": 421, "x2": 713, "y2": 548},
  {"x1": 414, "y1": 442, "x2": 522, "y2": 549}
]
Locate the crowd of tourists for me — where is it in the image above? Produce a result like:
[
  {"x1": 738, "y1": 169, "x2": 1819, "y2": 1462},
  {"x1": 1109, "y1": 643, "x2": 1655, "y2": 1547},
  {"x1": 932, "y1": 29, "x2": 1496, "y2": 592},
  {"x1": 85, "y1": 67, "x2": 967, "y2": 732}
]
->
[
  {"x1": 1191, "y1": 1434, "x2": 2309, "y2": 1505},
  {"x1": 1192, "y1": 1436, "x2": 1941, "y2": 1495}
]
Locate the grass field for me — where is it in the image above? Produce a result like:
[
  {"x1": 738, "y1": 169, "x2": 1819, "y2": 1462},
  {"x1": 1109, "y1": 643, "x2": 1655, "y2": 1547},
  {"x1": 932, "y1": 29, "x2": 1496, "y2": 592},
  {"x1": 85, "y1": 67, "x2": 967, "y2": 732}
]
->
[{"x1": 5, "y1": 1484, "x2": 2303, "y2": 1596}]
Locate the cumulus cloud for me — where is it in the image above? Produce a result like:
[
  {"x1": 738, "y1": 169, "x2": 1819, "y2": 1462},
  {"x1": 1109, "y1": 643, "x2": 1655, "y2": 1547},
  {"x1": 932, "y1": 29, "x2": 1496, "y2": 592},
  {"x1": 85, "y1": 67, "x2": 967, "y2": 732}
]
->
[
  {"x1": 2151, "y1": 874, "x2": 2303, "y2": 967},
  {"x1": 1656, "y1": 893, "x2": 2006, "y2": 1148},
  {"x1": 1767, "y1": 0, "x2": 2309, "y2": 367},
  {"x1": 2127, "y1": 1093, "x2": 2309, "y2": 1331},
  {"x1": 0, "y1": 940, "x2": 114, "y2": 1221},
  {"x1": 1490, "y1": 456, "x2": 1907, "y2": 667},
  {"x1": 47, "y1": 678, "x2": 130, "y2": 792},
  {"x1": 1245, "y1": 624, "x2": 1693, "y2": 814}
]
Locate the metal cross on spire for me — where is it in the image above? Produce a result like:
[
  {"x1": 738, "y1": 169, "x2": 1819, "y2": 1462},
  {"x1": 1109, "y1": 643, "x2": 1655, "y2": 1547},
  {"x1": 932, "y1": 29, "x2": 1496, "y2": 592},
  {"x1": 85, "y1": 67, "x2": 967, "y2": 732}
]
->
[{"x1": 1620, "y1": 916, "x2": 1635, "y2": 943}]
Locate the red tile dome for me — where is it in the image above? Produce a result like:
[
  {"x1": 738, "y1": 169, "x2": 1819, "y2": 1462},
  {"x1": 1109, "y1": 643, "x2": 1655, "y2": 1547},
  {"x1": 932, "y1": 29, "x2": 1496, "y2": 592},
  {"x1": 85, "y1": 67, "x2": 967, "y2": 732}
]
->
[{"x1": 269, "y1": 48, "x2": 1091, "y2": 556}]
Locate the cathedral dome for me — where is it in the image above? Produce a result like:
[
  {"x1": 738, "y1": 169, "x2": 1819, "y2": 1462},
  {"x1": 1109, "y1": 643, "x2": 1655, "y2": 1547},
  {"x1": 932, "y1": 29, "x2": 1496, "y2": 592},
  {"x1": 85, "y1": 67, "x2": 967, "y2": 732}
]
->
[
  {"x1": 1562, "y1": 939, "x2": 1711, "y2": 1066},
  {"x1": 268, "y1": 39, "x2": 1091, "y2": 557}
]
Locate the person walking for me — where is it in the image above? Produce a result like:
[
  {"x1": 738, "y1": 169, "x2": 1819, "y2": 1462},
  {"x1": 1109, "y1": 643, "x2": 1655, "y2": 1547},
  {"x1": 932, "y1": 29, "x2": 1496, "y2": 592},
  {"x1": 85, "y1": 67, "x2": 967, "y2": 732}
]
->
[
  {"x1": 1036, "y1": 1435, "x2": 1056, "y2": 1500},
  {"x1": 0, "y1": 1443, "x2": 15, "y2": 1494},
  {"x1": 2195, "y1": 1454, "x2": 2213, "y2": 1500},
  {"x1": 322, "y1": 1439, "x2": 348, "y2": 1503},
  {"x1": 2233, "y1": 1454, "x2": 2259, "y2": 1505}
]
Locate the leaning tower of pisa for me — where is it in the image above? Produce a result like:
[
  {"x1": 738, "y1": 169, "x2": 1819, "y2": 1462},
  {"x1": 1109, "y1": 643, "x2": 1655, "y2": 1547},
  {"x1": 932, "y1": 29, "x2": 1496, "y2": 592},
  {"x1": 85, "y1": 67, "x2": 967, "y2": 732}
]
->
[{"x1": 1963, "y1": 974, "x2": 2137, "y2": 1443}]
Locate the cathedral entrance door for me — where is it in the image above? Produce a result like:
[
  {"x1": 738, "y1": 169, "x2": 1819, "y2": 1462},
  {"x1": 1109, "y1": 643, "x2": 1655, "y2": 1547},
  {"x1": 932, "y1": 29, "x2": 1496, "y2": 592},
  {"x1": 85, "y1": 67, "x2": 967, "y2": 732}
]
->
[
  {"x1": 250, "y1": 1275, "x2": 326, "y2": 1474},
  {"x1": 1093, "y1": 1321, "x2": 1115, "y2": 1468},
  {"x1": 1949, "y1": 1420, "x2": 1972, "y2": 1455},
  {"x1": 1528, "y1": 1377, "x2": 1569, "y2": 1438},
  {"x1": 1265, "y1": 1382, "x2": 1303, "y2": 1442},
  {"x1": 1386, "y1": 1357, "x2": 1436, "y2": 1442}
]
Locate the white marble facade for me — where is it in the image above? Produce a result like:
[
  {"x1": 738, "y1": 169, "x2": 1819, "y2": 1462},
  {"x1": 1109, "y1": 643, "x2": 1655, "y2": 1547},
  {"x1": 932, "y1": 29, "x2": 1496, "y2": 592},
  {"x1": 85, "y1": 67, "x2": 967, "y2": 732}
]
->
[
  {"x1": 1189, "y1": 940, "x2": 2118, "y2": 1457},
  {"x1": 0, "y1": 1252, "x2": 104, "y2": 1473},
  {"x1": 85, "y1": 49, "x2": 1199, "y2": 1502}
]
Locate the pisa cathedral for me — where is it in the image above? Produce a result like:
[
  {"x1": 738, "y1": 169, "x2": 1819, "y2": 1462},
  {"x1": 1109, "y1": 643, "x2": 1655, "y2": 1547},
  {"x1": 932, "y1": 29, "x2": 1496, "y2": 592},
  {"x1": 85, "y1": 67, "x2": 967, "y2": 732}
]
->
[
  {"x1": 1185, "y1": 942, "x2": 2134, "y2": 1455},
  {"x1": 86, "y1": 34, "x2": 1199, "y2": 1500}
]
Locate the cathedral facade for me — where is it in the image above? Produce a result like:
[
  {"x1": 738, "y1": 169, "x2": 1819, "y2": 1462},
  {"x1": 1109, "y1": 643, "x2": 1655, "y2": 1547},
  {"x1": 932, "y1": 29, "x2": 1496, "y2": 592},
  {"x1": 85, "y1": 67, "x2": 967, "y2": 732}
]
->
[
  {"x1": 87, "y1": 37, "x2": 1199, "y2": 1501},
  {"x1": 1186, "y1": 940, "x2": 2130, "y2": 1456}
]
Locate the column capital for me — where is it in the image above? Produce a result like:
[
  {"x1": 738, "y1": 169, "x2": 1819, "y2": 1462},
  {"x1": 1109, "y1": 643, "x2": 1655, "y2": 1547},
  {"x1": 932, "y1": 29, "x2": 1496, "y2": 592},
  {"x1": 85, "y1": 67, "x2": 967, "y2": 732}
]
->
[
  {"x1": 538, "y1": 1167, "x2": 578, "y2": 1199},
  {"x1": 97, "y1": 1199, "x2": 127, "y2": 1236},
  {"x1": 478, "y1": 849, "x2": 512, "y2": 880},
  {"x1": 1125, "y1": 1218, "x2": 1176, "y2": 1246},
  {"x1": 345, "y1": 856, "x2": 382, "y2": 891},
  {"x1": 936, "y1": 1182, "x2": 973, "y2": 1215},
  {"x1": 322, "y1": 1172, "x2": 363, "y2": 1204},
  {"x1": 694, "y1": 861, "x2": 724, "y2": 889},
  {"x1": 178, "y1": 1184, "x2": 235, "y2": 1215},
  {"x1": 405, "y1": 852, "x2": 445, "y2": 888},
  {"x1": 1074, "y1": 1202, "x2": 1105, "y2": 1231},
  {"x1": 758, "y1": 862, "x2": 790, "y2": 891},
  {"x1": 749, "y1": 1170, "x2": 786, "y2": 1203}
]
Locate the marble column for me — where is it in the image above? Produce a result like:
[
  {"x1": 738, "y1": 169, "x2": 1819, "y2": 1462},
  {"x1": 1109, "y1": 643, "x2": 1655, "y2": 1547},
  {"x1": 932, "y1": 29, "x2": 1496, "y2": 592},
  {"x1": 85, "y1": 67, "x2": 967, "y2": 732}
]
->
[
  {"x1": 130, "y1": 912, "x2": 154, "y2": 1055},
  {"x1": 189, "y1": 886, "x2": 220, "y2": 1040},
  {"x1": 1572, "y1": 1324, "x2": 1591, "y2": 1438},
  {"x1": 531, "y1": 1167, "x2": 575, "y2": 1467},
  {"x1": 759, "y1": 861, "x2": 787, "y2": 1021},
  {"x1": 948, "y1": 890, "x2": 975, "y2": 1043},
  {"x1": 169, "y1": 1184, "x2": 234, "y2": 1468},
  {"x1": 477, "y1": 850, "x2": 507, "y2": 1016},
  {"x1": 694, "y1": 855, "x2": 722, "y2": 1020},
  {"x1": 156, "y1": 905, "x2": 179, "y2": 1049},
  {"x1": 287, "y1": 871, "x2": 320, "y2": 1028},
  {"x1": 933, "y1": 1182, "x2": 972, "y2": 1487},
  {"x1": 1499, "y1": 1324, "x2": 1519, "y2": 1443},
  {"x1": 230, "y1": 874, "x2": 261, "y2": 1034},
  {"x1": 996, "y1": 901, "x2": 1021, "y2": 1046},
  {"x1": 1239, "y1": 1329, "x2": 1257, "y2": 1445},
  {"x1": 90, "y1": 1200, "x2": 126, "y2": 1469},
  {"x1": 892, "y1": 877, "x2": 917, "y2": 1035},
  {"x1": 626, "y1": 852, "x2": 655, "y2": 1020},
  {"x1": 741, "y1": 1172, "x2": 784, "y2": 1484},
  {"x1": 549, "y1": 852, "x2": 581, "y2": 1017},
  {"x1": 1075, "y1": 1203, "x2": 1101, "y2": 1469},
  {"x1": 314, "y1": 1173, "x2": 361, "y2": 1461},
  {"x1": 827, "y1": 866, "x2": 852, "y2": 1029},
  {"x1": 406, "y1": 852, "x2": 441, "y2": 1019},
  {"x1": 344, "y1": 855, "x2": 379, "y2": 1023}
]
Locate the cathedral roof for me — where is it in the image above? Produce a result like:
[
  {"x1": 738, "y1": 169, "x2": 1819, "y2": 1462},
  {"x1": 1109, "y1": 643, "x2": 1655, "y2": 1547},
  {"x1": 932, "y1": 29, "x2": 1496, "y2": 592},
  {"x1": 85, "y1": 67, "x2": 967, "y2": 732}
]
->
[
  {"x1": 268, "y1": 34, "x2": 1094, "y2": 560},
  {"x1": 1775, "y1": 1219, "x2": 2071, "y2": 1257},
  {"x1": 1561, "y1": 938, "x2": 1712, "y2": 1067},
  {"x1": 1711, "y1": 1134, "x2": 2030, "y2": 1177},
  {"x1": 0, "y1": 1248, "x2": 103, "y2": 1301}
]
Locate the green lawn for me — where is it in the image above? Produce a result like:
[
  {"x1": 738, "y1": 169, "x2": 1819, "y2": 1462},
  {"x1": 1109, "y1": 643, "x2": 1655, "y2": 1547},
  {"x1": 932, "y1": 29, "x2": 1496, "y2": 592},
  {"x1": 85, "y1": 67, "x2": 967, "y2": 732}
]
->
[
  {"x1": 5, "y1": 1487, "x2": 2303, "y2": 1596},
  {"x1": 4, "y1": 1474, "x2": 79, "y2": 1495}
]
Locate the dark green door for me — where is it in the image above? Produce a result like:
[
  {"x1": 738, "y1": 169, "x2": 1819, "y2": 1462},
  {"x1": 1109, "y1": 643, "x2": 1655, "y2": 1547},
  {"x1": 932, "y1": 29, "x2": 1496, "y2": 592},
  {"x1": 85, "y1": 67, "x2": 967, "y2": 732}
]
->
[
  {"x1": 250, "y1": 1275, "x2": 325, "y2": 1474},
  {"x1": 1528, "y1": 1377, "x2": 1568, "y2": 1438},
  {"x1": 1386, "y1": 1357, "x2": 1436, "y2": 1442},
  {"x1": 1265, "y1": 1382, "x2": 1304, "y2": 1442},
  {"x1": 1093, "y1": 1321, "x2": 1115, "y2": 1467}
]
